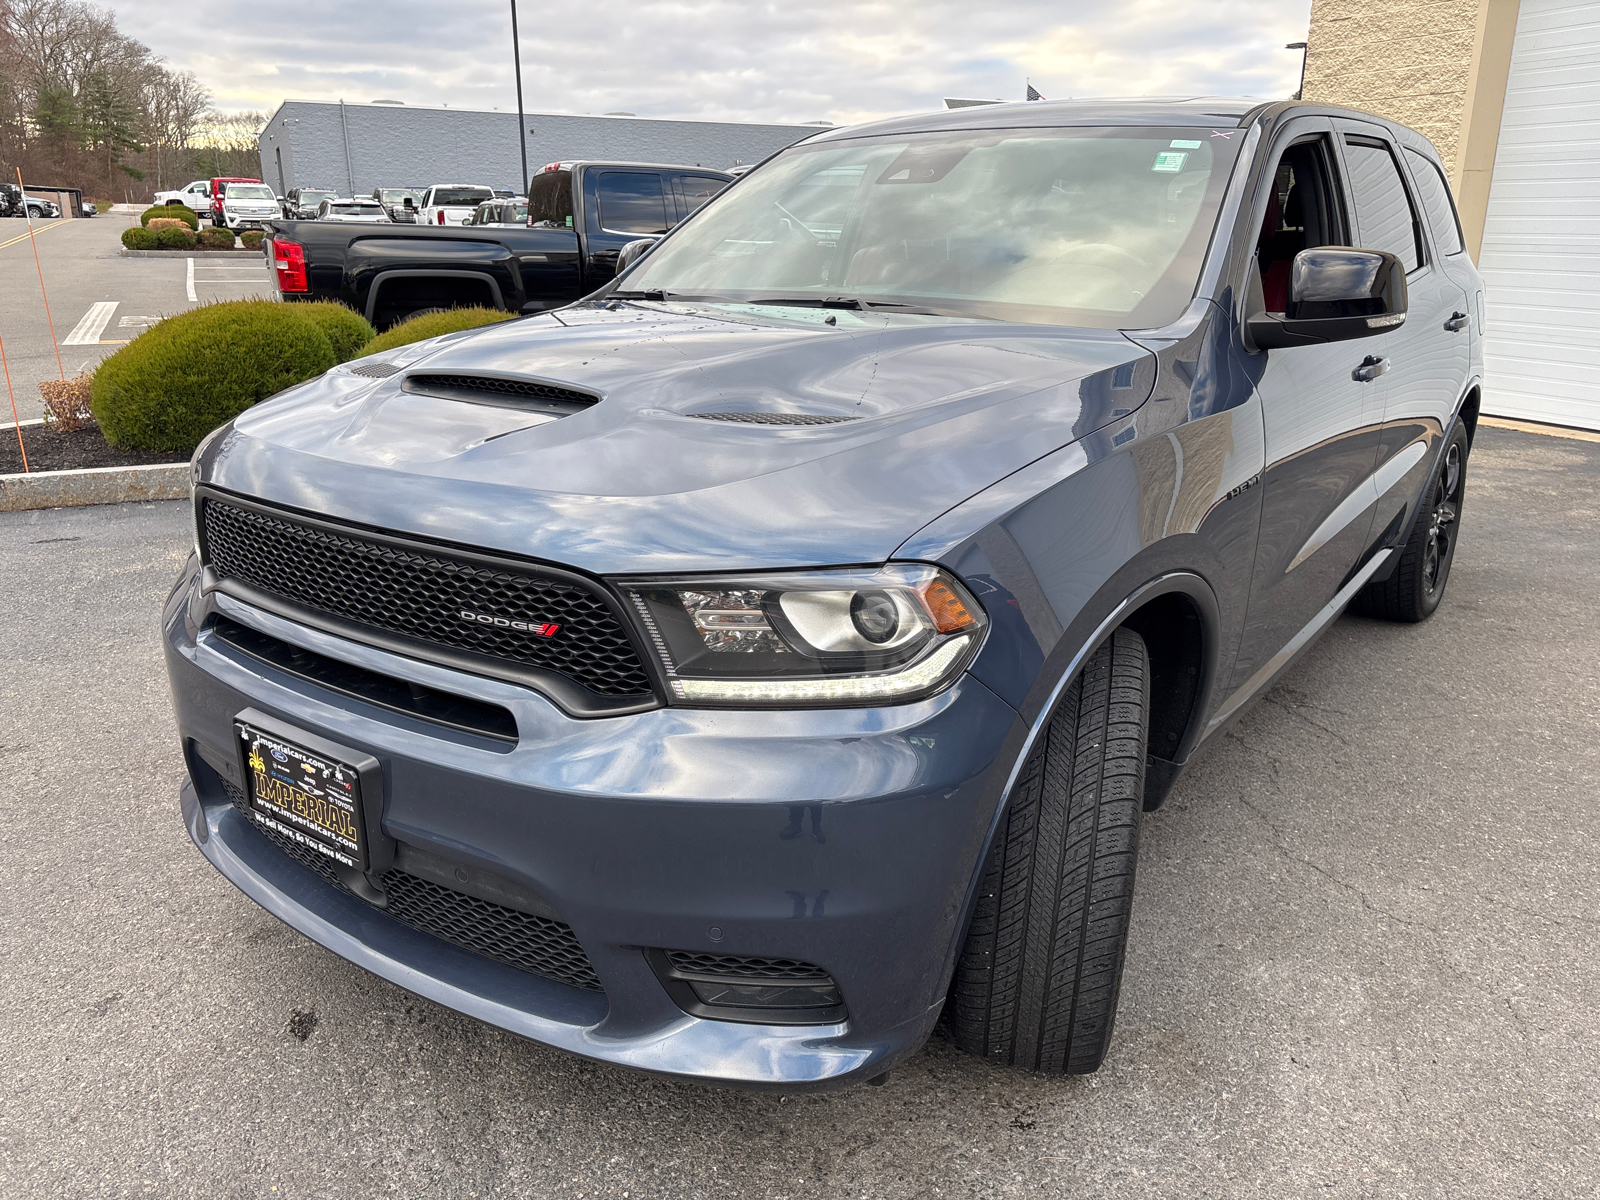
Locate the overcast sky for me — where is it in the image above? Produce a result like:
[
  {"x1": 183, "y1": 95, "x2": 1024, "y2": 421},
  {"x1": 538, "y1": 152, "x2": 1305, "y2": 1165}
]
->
[{"x1": 114, "y1": 0, "x2": 1313, "y2": 125}]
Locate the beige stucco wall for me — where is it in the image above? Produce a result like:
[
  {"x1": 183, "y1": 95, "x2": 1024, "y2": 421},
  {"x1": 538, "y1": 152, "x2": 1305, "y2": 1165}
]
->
[
  {"x1": 1301, "y1": 0, "x2": 1483, "y2": 176},
  {"x1": 1301, "y1": 0, "x2": 1521, "y2": 258}
]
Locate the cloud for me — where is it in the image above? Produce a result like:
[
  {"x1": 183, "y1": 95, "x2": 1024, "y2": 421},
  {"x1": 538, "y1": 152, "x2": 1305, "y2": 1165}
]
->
[{"x1": 114, "y1": 0, "x2": 1311, "y2": 124}]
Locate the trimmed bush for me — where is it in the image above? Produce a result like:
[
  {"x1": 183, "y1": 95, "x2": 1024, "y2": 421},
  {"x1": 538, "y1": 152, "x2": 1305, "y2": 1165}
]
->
[
  {"x1": 295, "y1": 301, "x2": 376, "y2": 363},
  {"x1": 156, "y1": 226, "x2": 196, "y2": 250},
  {"x1": 140, "y1": 204, "x2": 198, "y2": 229},
  {"x1": 121, "y1": 226, "x2": 158, "y2": 250},
  {"x1": 240, "y1": 230, "x2": 264, "y2": 251},
  {"x1": 92, "y1": 300, "x2": 337, "y2": 453},
  {"x1": 93, "y1": 200, "x2": 111, "y2": 214},
  {"x1": 39, "y1": 374, "x2": 95, "y2": 432},
  {"x1": 357, "y1": 307, "x2": 515, "y2": 358},
  {"x1": 198, "y1": 226, "x2": 236, "y2": 249},
  {"x1": 147, "y1": 217, "x2": 188, "y2": 233}
]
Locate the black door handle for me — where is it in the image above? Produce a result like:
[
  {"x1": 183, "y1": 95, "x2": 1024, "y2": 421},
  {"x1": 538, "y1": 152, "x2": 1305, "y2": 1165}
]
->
[
  {"x1": 1444, "y1": 311, "x2": 1469, "y2": 332},
  {"x1": 1352, "y1": 355, "x2": 1388, "y2": 383}
]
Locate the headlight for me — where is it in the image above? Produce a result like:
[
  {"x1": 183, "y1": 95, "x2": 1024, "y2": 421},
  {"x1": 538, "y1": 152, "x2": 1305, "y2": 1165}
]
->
[{"x1": 622, "y1": 564, "x2": 986, "y2": 707}]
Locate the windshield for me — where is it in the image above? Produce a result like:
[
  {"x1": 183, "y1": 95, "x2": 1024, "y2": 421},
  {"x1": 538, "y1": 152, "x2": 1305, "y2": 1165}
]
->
[
  {"x1": 626, "y1": 127, "x2": 1242, "y2": 328},
  {"x1": 301, "y1": 191, "x2": 336, "y2": 206},
  {"x1": 432, "y1": 187, "x2": 493, "y2": 206},
  {"x1": 329, "y1": 201, "x2": 381, "y2": 215},
  {"x1": 228, "y1": 185, "x2": 274, "y2": 200}
]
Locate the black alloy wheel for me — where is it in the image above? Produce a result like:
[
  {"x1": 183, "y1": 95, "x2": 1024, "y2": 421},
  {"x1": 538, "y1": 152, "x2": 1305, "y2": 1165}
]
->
[
  {"x1": 947, "y1": 627, "x2": 1150, "y2": 1074},
  {"x1": 1353, "y1": 421, "x2": 1470, "y2": 623}
]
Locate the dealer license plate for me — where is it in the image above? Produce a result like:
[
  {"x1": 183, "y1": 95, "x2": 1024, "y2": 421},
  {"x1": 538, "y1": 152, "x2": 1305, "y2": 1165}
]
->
[{"x1": 237, "y1": 722, "x2": 367, "y2": 871}]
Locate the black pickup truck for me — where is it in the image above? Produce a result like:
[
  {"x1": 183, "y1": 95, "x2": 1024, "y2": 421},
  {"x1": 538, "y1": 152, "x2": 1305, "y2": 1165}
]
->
[{"x1": 267, "y1": 161, "x2": 732, "y2": 328}]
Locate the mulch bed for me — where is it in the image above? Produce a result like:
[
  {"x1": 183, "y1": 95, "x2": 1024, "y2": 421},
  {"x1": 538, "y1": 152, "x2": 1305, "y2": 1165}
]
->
[{"x1": 1, "y1": 423, "x2": 183, "y2": 473}]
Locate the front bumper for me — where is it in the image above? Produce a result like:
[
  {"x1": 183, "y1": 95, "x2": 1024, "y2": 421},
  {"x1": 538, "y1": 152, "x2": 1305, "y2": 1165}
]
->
[{"x1": 164, "y1": 559, "x2": 1021, "y2": 1088}]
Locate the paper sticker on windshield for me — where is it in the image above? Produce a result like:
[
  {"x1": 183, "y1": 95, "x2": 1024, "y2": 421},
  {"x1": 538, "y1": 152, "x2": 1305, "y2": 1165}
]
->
[
  {"x1": 1170, "y1": 139, "x2": 1202, "y2": 149},
  {"x1": 1151, "y1": 150, "x2": 1189, "y2": 173}
]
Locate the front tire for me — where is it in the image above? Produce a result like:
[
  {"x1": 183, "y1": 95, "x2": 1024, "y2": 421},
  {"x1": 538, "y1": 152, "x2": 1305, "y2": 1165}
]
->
[
  {"x1": 948, "y1": 627, "x2": 1150, "y2": 1074},
  {"x1": 1352, "y1": 422, "x2": 1469, "y2": 623}
]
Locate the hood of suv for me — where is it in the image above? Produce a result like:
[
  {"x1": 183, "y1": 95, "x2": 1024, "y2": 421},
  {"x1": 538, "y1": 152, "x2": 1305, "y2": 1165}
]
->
[{"x1": 203, "y1": 302, "x2": 1153, "y2": 574}]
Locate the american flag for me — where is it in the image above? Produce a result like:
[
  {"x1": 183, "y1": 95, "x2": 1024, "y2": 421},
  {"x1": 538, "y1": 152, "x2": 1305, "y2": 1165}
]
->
[{"x1": 1026, "y1": 83, "x2": 1045, "y2": 101}]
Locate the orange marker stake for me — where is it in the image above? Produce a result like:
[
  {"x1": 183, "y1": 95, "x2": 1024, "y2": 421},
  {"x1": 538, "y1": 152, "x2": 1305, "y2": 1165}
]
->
[
  {"x1": 0, "y1": 328, "x2": 29, "y2": 473},
  {"x1": 18, "y1": 169, "x2": 65, "y2": 381}
]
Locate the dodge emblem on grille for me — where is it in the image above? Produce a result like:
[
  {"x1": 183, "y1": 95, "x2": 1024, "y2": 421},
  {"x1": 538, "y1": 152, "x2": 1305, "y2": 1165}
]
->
[{"x1": 459, "y1": 610, "x2": 560, "y2": 637}]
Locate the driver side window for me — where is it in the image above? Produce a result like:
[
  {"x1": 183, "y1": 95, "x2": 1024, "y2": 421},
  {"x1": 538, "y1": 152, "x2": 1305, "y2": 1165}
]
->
[{"x1": 1255, "y1": 137, "x2": 1347, "y2": 313}]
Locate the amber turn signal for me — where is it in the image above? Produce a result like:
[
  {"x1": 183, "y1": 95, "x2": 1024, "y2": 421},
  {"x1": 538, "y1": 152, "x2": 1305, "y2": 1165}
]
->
[{"x1": 917, "y1": 578, "x2": 976, "y2": 632}]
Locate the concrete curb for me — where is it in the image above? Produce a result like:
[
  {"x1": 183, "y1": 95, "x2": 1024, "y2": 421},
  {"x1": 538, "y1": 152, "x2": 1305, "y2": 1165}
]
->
[
  {"x1": 119, "y1": 248, "x2": 266, "y2": 259},
  {"x1": 0, "y1": 462, "x2": 189, "y2": 512}
]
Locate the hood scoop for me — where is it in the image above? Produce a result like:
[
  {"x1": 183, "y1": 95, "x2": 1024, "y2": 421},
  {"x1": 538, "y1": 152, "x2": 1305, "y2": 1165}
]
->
[
  {"x1": 402, "y1": 372, "x2": 599, "y2": 416},
  {"x1": 687, "y1": 411, "x2": 860, "y2": 426}
]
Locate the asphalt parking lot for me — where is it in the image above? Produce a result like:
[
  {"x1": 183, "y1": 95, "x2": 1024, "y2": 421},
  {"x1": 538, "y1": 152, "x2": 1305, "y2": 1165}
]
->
[
  {"x1": 1, "y1": 212, "x2": 272, "y2": 422},
  {"x1": 1, "y1": 424, "x2": 1596, "y2": 1199}
]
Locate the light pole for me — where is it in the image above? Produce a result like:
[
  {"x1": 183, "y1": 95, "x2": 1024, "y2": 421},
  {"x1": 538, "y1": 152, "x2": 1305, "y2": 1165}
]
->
[
  {"x1": 511, "y1": 0, "x2": 529, "y2": 194},
  {"x1": 1286, "y1": 42, "x2": 1308, "y2": 101}
]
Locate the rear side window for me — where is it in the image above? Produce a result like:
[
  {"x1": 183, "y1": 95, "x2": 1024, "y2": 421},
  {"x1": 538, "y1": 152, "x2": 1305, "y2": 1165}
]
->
[
  {"x1": 598, "y1": 172, "x2": 668, "y2": 234},
  {"x1": 526, "y1": 169, "x2": 574, "y2": 228},
  {"x1": 1404, "y1": 149, "x2": 1464, "y2": 256},
  {"x1": 1343, "y1": 136, "x2": 1422, "y2": 272}
]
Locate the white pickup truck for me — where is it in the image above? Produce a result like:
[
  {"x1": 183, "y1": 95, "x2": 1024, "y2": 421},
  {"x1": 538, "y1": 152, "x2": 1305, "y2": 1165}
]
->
[
  {"x1": 417, "y1": 184, "x2": 496, "y2": 226},
  {"x1": 152, "y1": 179, "x2": 211, "y2": 212}
]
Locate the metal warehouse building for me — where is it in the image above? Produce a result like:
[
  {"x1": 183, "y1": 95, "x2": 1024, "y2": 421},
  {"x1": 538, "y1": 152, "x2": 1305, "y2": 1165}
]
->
[{"x1": 257, "y1": 100, "x2": 822, "y2": 199}]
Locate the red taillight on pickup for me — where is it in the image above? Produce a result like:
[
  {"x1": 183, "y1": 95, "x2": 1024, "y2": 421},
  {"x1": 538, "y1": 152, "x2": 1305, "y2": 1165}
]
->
[
  {"x1": 272, "y1": 238, "x2": 308, "y2": 293},
  {"x1": 437, "y1": 210, "x2": 446, "y2": 224}
]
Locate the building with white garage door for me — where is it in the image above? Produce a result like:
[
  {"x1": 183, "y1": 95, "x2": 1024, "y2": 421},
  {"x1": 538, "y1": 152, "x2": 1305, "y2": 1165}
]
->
[{"x1": 1303, "y1": 0, "x2": 1600, "y2": 431}]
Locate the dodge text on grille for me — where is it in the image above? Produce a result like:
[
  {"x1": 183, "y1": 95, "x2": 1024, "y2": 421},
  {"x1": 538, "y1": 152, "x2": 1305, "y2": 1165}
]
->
[{"x1": 459, "y1": 610, "x2": 560, "y2": 637}]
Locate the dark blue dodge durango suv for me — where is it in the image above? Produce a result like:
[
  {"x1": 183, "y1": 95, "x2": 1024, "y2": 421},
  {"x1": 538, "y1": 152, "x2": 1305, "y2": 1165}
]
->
[{"x1": 165, "y1": 98, "x2": 1482, "y2": 1088}]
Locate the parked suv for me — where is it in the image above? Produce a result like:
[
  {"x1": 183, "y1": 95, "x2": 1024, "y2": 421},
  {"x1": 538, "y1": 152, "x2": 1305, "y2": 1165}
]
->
[
  {"x1": 207, "y1": 176, "x2": 263, "y2": 226},
  {"x1": 166, "y1": 99, "x2": 1482, "y2": 1089},
  {"x1": 218, "y1": 182, "x2": 281, "y2": 231}
]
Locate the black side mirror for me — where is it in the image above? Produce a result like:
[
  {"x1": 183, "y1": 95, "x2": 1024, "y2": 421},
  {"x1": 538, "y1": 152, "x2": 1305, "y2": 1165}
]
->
[
  {"x1": 1247, "y1": 247, "x2": 1407, "y2": 350},
  {"x1": 615, "y1": 237, "x2": 658, "y2": 274}
]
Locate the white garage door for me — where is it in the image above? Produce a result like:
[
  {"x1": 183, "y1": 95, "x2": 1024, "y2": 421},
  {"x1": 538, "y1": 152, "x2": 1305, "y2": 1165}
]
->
[{"x1": 1477, "y1": 0, "x2": 1600, "y2": 430}]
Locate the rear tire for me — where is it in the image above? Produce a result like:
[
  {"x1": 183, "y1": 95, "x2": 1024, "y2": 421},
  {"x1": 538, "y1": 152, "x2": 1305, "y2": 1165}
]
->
[
  {"x1": 948, "y1": 627, "x2": 1150, "y2": 1074},
  {"x1": 1352, "y1": 422, "x2": 1469, "y2": 623}
]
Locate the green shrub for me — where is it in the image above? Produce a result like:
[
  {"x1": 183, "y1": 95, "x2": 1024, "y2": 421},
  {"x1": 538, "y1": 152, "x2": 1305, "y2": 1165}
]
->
[
  {"x1": 156, "y1": 226, "x2": 196, "y2": 250},
  {"x1": 140, "y1": 204, "x2": 198, "y2": 229},
  {"x1": 93, "y1": 200, "x2": 111, "y2": 214},
  {"x1": 294, "y1": 301, "x2": 376, "y2": 363},
  {"x1": 240, "y1": 230, "x2": 264, "y2": 250},
  {"x1": 198, "y1": 227, "x2": 236, "y2": 249},
  {"x1": 92, "y1": 300, "x2": 337, "y2": 453},
  {"x1": 121, "y1": 226, "x2": 158, "y2": 250},
  {"x1": 357, "y1": 307, "x2": 515, "y2": 358}
]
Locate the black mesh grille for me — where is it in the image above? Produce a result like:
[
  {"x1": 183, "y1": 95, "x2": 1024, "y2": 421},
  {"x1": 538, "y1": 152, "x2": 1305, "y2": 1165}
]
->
[
  {"x1": 202, "y1": 497, "x2": 652, "y2": 698},
  {"x1": 665, "y1": 950, "x2": 832, "y2": 981},
  {"x1": 380, "y1": 871, "x2": 601, "y2": 991},
  {"x1": 223, "y1": 779, "x2": 602, "y2": 991},
  {"x1": 404, "y1": 374, "x2": 597, "y2": 408},
  {"x1": 348, "y1": 360, "x2": 400, "y2": 379},
  {"x1": 687, "y1": 411, "x2": 858, "y2": 426},
  {"x1": 225, "y1": 778, "x2": 348, "y2": 889}
]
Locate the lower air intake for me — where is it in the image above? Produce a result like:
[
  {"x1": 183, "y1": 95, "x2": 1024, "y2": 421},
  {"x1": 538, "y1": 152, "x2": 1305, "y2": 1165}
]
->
[
  {"x1": 223, "y1": 779, "x2": 602, "y2": 991},
  {"x1": 649, "y1": 948, "x2": 846, "y2": 1024}
]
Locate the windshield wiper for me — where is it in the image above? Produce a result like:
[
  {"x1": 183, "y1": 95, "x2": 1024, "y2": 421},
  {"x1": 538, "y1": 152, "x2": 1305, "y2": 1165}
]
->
[
  {"x1": 610, "y1": 289, "x2": 668, "y2": 300},
  {"x1": 745, "y1": 295, "x2": 957, "y2": 316}
]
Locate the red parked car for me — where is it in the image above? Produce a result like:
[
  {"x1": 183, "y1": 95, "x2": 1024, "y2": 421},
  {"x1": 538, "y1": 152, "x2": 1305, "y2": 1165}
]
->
[{"x1": 208, "y1": 177, "x2": 263, "y2": 227}]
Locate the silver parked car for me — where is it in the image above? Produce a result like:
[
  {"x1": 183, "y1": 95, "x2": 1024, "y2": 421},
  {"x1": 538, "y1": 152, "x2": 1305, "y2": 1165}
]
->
[{"x1": 316, "y1": 197, "x2": 392, "y2": 223}]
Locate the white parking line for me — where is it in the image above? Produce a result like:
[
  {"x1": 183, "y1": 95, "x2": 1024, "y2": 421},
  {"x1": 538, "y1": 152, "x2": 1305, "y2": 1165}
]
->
[
  {"x1": 63, "y1": 301, "x2": 118, "y2": 345},
  {"x1": 185, "y1": 257, "x2": 197, "y2": 302}
]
